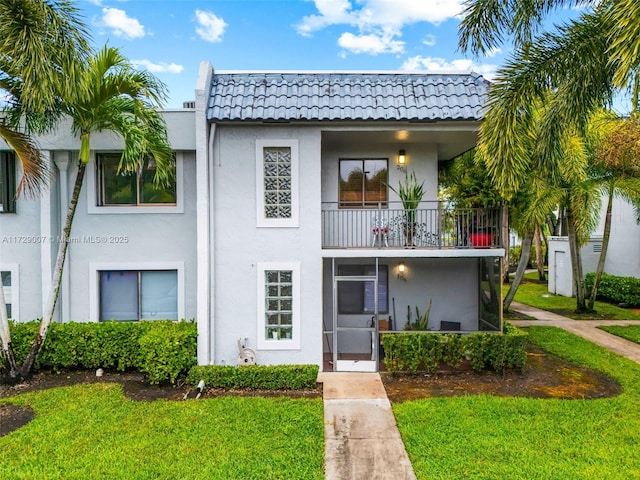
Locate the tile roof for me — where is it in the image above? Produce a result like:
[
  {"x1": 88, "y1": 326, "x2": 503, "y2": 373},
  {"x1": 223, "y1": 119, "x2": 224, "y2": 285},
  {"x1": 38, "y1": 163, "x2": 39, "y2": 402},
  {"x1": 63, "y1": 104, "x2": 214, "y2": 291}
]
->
[{"x1": 207, "y1": 72, "x2": 489, "y2": 122}]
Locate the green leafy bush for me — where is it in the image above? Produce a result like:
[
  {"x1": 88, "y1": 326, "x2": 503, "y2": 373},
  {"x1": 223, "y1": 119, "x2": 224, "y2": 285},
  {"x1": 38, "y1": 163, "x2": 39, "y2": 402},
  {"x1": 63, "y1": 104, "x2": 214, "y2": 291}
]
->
[
  {"x1": 5, "y1": 320, "x2": 196, "y2": 384},
  {"x1": 138, "y1": 321, "x2": 197, "y2": 384},
  {"x1": 381, "y1": 323, "x2": 527, "y2": 374},
  {"x1": 186, "y1": 364, "x2": 319, "y2": 390},
  {"x1": 585, "y1": 273, "x2": 640, "y2": 307}
]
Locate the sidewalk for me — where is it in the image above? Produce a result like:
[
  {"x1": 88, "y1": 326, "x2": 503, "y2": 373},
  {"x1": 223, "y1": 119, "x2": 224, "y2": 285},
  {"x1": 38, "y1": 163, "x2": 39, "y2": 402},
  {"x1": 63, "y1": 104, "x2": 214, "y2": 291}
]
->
[
  {"x1": 509, "y1": 301, "x2": 640, "y2": 364},
  {"x1": 318, "y1": 372, "x2": 416, "y2": 480}
]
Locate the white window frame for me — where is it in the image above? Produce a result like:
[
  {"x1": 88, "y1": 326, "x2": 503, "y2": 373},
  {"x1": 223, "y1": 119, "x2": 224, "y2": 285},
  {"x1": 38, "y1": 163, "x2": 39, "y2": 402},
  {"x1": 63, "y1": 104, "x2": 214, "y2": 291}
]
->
[
  {"x1": 89, "y1": 262, "x2": 185, "y2": 322},
  {"x1": 257, "y1": 262, "x2": 301, "y2": 350},
  {"x1": 255, "y1": 139, "x2": 299, "y2": 228},
  {"x1": 86, "y1": 151, "x2": 184, "y2": 214},
  {"x1": 0, "y1": 264, "x2": 19, "y2": 321}
]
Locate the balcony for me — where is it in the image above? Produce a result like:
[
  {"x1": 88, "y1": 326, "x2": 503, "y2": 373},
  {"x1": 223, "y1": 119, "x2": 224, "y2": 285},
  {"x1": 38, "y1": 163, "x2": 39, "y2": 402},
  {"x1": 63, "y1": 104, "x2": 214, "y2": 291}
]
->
[{"x1": 321, "y1": 201, "x2": 501, "y2": 249}]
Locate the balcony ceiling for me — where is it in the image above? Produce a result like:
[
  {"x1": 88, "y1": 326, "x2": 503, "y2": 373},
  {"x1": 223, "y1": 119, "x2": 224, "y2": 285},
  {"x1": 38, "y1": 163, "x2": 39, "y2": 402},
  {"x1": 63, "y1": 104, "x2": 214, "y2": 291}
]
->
[{"x1": 322, "y1": 127, "x2": 478, "y2": 161}]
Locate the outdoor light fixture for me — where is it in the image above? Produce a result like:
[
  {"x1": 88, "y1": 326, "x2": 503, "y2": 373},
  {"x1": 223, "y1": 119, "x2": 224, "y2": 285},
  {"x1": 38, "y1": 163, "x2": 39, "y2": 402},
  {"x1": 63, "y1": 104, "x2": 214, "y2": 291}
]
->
[
  {"x1": 397, "y1": 149, "x2": 407, "y2": 172},
  {"x1": 397, "y1": 262, "x2": 406, "y2": 280},
  {"x1": 398, "y1": 149, "x2": 406, "y2": 165}
]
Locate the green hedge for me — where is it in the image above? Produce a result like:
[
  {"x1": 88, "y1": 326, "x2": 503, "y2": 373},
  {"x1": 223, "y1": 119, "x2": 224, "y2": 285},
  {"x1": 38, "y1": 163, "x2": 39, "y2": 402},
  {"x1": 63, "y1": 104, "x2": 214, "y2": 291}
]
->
[
  {"x1": 5, "y1": 320, "x2": 197, "y2": 384},
  {"x1": 585, "y1": 273, "x2": 640, "y2": 307},
  {"x1": 381, "y1": 323, "x2": 528, "y2": 374},
  {"x1": 186, "y1": 364, "x2": 319, "y2": 390}
]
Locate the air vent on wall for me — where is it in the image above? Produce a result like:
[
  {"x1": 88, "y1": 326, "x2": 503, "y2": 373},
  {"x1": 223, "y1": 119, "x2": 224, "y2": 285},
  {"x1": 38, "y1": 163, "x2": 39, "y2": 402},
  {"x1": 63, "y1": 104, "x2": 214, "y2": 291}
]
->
[{"x1": 593, "y1": 243, "x2": 602, "y2": 253}]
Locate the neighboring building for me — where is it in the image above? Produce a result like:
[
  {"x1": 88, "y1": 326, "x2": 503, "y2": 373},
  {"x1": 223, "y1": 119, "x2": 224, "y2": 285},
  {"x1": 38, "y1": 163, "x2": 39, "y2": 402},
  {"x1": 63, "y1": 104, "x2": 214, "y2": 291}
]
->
[
  {"x1": 548, "y1": 197, "x2": 639, "y2": 297},
  {"x1": 0, "y1": 63, "x2": 505, "y2": 372}
]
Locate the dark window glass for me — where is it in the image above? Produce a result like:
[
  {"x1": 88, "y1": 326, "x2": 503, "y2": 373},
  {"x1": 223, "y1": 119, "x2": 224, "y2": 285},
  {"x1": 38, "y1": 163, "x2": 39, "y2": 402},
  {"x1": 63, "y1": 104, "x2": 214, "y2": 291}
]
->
[
  {"x1": 339, "y1": 159, "x2": 387, "y2": 208},
  {"x1": 98, "y1": 154, "x2": 176, "y2": 206},
  {"x1": 337, "y1": 265, "x2": 388, "y2": 314},
  {"x1": 0, "y1": 152, "x2": 16, "y2": 213}
]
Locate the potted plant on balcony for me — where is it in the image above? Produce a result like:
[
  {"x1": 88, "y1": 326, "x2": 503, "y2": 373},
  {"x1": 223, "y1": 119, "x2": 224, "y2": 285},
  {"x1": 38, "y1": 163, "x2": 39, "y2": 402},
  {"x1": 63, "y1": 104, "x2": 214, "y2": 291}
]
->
[{"x1": 388, "y1": 171, "x2": 425, "y2": 248}]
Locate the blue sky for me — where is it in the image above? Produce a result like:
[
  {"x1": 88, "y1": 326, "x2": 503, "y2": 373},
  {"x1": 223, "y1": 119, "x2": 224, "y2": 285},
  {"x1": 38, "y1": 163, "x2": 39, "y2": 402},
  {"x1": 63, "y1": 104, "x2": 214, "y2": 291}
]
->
[{"x1": 80, "y1": 0, "x2": 577, "y2": 108}]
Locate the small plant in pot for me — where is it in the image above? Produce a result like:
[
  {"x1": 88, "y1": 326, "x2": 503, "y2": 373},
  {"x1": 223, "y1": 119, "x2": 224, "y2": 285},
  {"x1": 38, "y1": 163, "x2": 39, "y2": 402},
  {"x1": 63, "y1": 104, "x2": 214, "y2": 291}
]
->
[{"x1": 388, "y1": 171, "x2": 425, "y2": 248}]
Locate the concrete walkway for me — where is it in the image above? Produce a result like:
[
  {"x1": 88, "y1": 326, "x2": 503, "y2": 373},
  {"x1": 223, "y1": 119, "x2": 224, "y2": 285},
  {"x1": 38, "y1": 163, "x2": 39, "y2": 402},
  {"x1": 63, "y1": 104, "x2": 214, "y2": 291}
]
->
[
  {"x1": 510, "y1": 301, "x2": 640, "y2": 364},
  {"x1": 318, "y1": 372, "x2": 416, "y2": 480}
]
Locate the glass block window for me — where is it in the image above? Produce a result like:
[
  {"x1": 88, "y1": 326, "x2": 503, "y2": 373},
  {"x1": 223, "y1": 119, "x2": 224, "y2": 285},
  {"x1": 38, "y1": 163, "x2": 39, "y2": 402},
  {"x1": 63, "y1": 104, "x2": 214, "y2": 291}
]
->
[
  {"x1": 263, "y1": 147, "x2": 292, "y2": 219},
  {"x1": 256, "y1": 140, "x2": 298, "y2": 227},
  {"x1": 264, "y1": 270, "x2": 293, "y2": 340}
]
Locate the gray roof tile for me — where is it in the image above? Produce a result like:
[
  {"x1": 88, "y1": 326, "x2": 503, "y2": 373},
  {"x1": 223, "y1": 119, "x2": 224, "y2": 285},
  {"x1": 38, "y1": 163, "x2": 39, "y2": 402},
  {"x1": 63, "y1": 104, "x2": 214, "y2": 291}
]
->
[{"x1": 207, "y1": 72, "x2": 489, "y2": 122}]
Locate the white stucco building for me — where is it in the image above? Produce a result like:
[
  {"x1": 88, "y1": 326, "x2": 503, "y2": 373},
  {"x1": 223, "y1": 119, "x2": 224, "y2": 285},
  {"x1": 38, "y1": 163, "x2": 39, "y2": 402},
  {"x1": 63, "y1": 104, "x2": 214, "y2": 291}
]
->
[{"x1": 0, "y1": 62, "x2": 505, "y2": 372}]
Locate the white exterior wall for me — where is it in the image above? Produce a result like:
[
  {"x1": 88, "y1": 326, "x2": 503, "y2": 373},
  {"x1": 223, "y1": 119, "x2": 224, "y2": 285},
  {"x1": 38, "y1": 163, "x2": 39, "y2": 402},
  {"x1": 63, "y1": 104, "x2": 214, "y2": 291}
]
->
[
  {"x1": 548, "y1": 236, "x2": 603, "y2": 297},
  {"x1": 601, "y1": 197, "x2": 640, "y2": 278},
  {"x1": 0, "y1": 110, "x2": 197, "y2": 322},
  {"x1": 211, "y1": 124, "x2": 323, "y2": 367}
]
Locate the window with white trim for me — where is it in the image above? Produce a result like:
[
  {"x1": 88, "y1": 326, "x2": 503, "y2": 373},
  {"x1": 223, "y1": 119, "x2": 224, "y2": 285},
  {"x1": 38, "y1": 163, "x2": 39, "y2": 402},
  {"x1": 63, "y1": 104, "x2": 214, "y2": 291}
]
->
[
  {"x1": 99, "y1": 270, "x2": 177, "y2": 321},
  {"x1": 97, "y1": 153, "x2": 176, "y2": 206},
  {"x1": 1, "y1": 271, "x2": 13, "y2": 318},
  {"x1": 256, "y1": 140, "x2": 299, "y2": 227},
  {"x1": 257, "y1": 262, "x2": 300, "y2": 350},
  {"x1": 0, "y1": 152, "x2": 16, "y2": 213}
]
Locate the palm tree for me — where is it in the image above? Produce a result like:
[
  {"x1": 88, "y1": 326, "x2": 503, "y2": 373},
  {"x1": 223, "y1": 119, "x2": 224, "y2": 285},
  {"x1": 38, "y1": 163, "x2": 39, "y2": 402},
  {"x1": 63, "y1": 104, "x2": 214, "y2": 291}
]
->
[
  {"x1": 0, "y1": 0, "x2": 89, "y2": 378},
  {"x1": 587, "y1": 114, "x2": 640, "y2": 309},
  {"x1": 457, "y1": 1, "x2": 640, "y2": 312},
  {"x1": 18, "y1": 45, "x2": 174, "y2": 376}
]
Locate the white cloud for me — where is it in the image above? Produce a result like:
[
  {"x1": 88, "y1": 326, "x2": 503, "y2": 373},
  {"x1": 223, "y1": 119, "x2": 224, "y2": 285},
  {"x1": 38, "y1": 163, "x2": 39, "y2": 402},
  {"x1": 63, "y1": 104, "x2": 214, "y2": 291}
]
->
[
  {"x1": 400, "y1": 55, "x2": 498, "y2": 79},
  {"x1": 131, "y1": 59, "x2": 184, "y2": 74},
  {"x1": 422, "y1": 34, "x2": 436, "y2": 47},
  {"x1": 195, "y1": 10, "x2": 227, "y2": 43},
  {"x1": 338, "y1": 32, "x2": 404, "y2": 54},
  {"x1": 102, "y1": 7, "x2": 145, "y2": 39},
  {"x1": 296, "y1": 0, "x2": 464, "y2": 55},
  {"x1": 486, "y1": 47, "x2": 502, "y2": 58}
]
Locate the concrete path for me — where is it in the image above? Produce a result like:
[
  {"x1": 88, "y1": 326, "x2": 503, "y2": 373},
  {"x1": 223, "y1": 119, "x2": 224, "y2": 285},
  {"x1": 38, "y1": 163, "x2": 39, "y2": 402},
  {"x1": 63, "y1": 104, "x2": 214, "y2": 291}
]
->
[
  {"x1": 318, "y1": 372, "x2": 416, "y2": 480},
  {"x1": 510, "y1": 301, "x2": 640, "y2": 364}
]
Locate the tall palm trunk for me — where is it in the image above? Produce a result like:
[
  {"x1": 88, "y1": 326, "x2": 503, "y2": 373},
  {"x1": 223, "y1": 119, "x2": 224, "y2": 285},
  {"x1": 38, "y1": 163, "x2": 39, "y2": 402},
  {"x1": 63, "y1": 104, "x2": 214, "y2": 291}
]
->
[
  {"x1": 503, "y1": 232, "x2": 533, "y2": 311},
  {"x1": 19, "y1": 161, "x2": 87, "y2": 376},
  {"x1": 534, "y1": 224, "x2": 546, "y2": 281},
  {"x1": 566, "y1": 204, "x2": 588, "y2": 312},
  {"x1": 0, "y1": 283, "x2": 19, "y2": 379},
  {"x1": 588, "y1": 186, "x2": 614, "y2": 310}
]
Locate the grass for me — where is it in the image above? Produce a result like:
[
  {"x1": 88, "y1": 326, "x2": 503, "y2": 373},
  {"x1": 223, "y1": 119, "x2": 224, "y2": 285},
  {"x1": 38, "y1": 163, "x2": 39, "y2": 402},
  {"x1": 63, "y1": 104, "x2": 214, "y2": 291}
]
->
[
  {"x1": 599, "y1": 325, "x2": 640, "y2": 345},
  {"x1": 504, "y1": 272, "x2": 640, "y2": 320},
  {"x1": 0, "y1": 384, "x2": 324, "y2": 479},
  {"x1": 392, "y1": 326, "x2": 640, "y2": 479}
]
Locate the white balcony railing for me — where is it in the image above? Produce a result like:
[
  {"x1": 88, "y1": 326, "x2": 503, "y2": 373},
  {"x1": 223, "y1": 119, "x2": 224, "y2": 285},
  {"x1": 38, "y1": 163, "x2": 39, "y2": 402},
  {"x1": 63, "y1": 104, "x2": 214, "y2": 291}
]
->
[{"x1": 321, "y1": 201, "x2": 501, "y2": 249}]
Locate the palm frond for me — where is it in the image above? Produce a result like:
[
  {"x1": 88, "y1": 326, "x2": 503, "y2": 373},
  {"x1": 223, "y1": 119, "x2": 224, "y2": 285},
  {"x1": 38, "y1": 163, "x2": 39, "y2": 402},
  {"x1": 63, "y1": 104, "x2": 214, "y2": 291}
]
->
[{"x1": 0, "y1": 123, "x2": 49, "y2": 197}]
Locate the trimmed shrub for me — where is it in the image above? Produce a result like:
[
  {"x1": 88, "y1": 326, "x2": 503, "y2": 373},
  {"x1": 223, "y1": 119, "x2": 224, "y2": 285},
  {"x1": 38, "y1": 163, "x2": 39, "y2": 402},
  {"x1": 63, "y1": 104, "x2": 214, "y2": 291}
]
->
[
  {"x1": 138, "y1": 321, "x2": 197, "y2": 384},
  {"x1": 4, "y1": 320, "x2": 196, "y2": 384},
  {"x1": 186, "y1": 364, "x2": 319, "y2": 390},
  {"x1": 585, "y1": 273, "x2": 640, "y2": 307},
  {"x1": 381, "y1": 323, "x2": 527, "y2": 374}
]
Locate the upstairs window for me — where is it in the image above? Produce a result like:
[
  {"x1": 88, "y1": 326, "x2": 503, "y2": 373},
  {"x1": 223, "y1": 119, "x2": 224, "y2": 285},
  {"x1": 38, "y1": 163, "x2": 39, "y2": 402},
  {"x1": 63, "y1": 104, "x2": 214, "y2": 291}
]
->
[
  {"x1": 339, "y1": 159, "x2": 387, "y2": 208},
  {"x1": 0, "y1": 152, "x2": 16, "y2": 213},
  {"x1": 97, "y1": 154, "x2": 176, "y2": 206},
  {"x1": 256, "y1": 140, "x2": 299, "y2": 227}
]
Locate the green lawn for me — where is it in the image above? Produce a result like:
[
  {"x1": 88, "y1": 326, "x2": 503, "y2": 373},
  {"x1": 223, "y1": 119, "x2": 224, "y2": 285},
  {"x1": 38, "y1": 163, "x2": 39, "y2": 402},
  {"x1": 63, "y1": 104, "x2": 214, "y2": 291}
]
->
[
  {"x1": 504, "y1": 274, "x2": 640, "y2": 320},
  {"x1": 0, "y1": 384, "x2": 324, "y2": 479},
  {"x1": 599, "y1": 325, "x2": 640, "y2": 344},
  {"x1": 393, "y1": 326, "x2": 640, "y2": 479}
]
